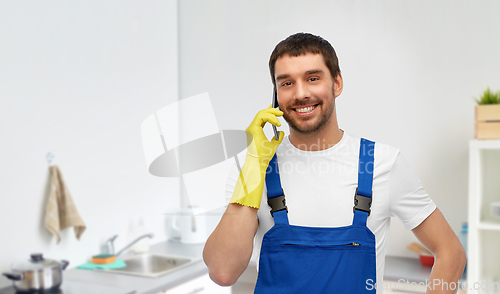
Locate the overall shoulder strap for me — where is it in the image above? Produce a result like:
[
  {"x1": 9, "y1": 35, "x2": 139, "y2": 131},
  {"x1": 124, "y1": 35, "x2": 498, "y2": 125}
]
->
[
  {"x1": 265, "y1": 154, "x2": 289, "y2": 225},
  {"x1": 353, "y1": 138, "x2": 375, "y2": 226}
]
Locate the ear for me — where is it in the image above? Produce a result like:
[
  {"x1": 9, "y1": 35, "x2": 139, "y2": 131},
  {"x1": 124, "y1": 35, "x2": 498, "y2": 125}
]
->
[{"x1": 333, "y1": 73, "x2": 343, "y2": 98}]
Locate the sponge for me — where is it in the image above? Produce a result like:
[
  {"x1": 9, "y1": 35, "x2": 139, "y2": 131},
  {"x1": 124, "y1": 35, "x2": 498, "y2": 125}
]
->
[
  {"x1": 77, "y1": 259, "x2": 126, "y2": 270},
  {"x1": 91, "y1": 254, "x2": 116, "y2": 264}
]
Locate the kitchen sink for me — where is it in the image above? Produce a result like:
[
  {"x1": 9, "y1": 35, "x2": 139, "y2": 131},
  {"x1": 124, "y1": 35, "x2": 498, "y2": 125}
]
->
[{"x1": 101, "y1": 253, "x2": 196, "y2": 278}]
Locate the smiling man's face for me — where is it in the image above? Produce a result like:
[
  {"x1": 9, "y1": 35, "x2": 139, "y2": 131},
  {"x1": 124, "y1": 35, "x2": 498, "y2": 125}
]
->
[{"x1": 274, "y1": 52, "x2": 343, "y2": 135}]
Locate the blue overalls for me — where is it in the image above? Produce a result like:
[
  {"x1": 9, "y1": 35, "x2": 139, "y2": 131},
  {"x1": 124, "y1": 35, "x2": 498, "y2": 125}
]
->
[{"x1": 254, "y1": 138, "x2": 377, "y2": 293}]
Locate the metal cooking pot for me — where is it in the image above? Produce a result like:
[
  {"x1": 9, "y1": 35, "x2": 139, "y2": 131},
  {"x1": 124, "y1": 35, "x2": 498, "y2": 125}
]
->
[{"x1": 2, "y1": 253, "x2": 69, "y2": 293}]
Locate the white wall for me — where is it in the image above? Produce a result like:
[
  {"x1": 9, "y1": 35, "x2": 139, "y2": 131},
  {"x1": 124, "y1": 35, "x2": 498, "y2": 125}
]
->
[
  {"x1": 0, "y1": 0, "x2": 179, "y2": 287},
  {"x1": 179, "y1": 0, "x2": 500, "y2": 257}
]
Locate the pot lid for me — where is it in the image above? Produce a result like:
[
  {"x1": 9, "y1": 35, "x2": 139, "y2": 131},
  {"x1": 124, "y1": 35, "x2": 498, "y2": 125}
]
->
[{"x1": 12, "y1": 253, "x2": 61, "y2": 271}]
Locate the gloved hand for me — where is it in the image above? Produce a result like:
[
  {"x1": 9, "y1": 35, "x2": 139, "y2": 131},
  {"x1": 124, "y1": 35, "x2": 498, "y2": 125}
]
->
[{"x1": 230, "y1": 106, "x2": 284, "y2": 209}]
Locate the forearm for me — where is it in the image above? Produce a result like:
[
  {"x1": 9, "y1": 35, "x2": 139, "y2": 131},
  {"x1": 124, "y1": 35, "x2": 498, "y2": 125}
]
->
[
  {"x1": 203, "y1": 203, "x2": 258, "y2": 286},
  {"x1": 426, "y1": 242, "x2": 466, "y2": 293}
]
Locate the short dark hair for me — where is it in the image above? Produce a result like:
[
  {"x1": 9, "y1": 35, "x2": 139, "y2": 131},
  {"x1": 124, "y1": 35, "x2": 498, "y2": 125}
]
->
[{"x1": 269, "y1": 33, "x2": 341, "y2": 88}]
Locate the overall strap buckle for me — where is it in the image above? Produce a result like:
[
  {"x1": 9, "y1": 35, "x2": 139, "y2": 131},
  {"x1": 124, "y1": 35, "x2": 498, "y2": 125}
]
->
[
  {"x1": 268, "y1": 190, "x2": 287, "y2": 216},
  {"x1": 265, "y1": 154, "x2": 289, "y2": 225},
  {"x1": 353, "y1": 188, "x2": 372, "y2": 216}
]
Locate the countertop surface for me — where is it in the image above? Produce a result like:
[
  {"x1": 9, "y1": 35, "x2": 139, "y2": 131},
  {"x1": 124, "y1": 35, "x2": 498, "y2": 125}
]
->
[
  {"x1": 63, "y1": 240, "x2": 207, "y2": 294},
  {"x1": 0, "y1": 280, "x2": 135, "y2": 294},
  {"x1": 0, "y1": 240, "x2": 207, "y2": 294},
  {"x1": 384, "y1": 256, "x2": 432, "y2": 283},
  {"x1": 385, "y1": 255, "x2": 466, "y2": 284}
]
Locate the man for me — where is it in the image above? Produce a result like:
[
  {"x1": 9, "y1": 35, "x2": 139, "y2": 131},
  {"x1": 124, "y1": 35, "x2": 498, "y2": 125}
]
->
[{"x1": 203, "y1": 33, "x2": 465, "y2": 293}]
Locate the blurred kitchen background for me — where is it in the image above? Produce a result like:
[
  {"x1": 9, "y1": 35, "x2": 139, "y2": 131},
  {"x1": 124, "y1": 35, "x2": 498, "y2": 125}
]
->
[{"x1": 1, "y1": 0, "x2": 500, "y2": 293}]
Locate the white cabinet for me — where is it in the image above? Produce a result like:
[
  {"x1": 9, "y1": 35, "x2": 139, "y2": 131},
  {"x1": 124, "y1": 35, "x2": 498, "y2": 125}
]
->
[
  {"x1": 163, "y1": 274, "x2": 231, "y2": 294},
  {"x1": 468, "y1": 140, "x2": 500, "y2": 293}
]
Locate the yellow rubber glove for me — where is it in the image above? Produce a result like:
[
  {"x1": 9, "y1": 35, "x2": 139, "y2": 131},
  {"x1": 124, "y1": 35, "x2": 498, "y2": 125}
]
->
[{"x1": 230, "y1": 106, "x2": 285, "y2": 209}]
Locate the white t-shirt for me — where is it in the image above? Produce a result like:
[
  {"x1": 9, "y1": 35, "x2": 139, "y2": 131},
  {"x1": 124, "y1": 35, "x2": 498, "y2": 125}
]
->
[{"x1": 225, "y1": 131, "x2": 436, "y2": 291}]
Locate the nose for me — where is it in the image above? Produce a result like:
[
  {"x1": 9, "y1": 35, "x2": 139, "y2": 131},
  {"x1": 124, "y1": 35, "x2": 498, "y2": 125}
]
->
[{"x1": 293, "y1": 80, "x2": 310, "y2": 100}]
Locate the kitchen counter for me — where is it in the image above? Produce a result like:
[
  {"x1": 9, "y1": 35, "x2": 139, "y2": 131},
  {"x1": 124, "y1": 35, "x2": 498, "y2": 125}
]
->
[
  {"x1": 0, "y1": 280, "x2": 135, "y2": 294},
  {"x1": 64, "y1": 240, "x2": 207, "y2": 294},
  {"x1": 0, "y1": 245, "x2": 458, "y2": 294},
  {"x1": 385, "y1": 255, "x2": 466, "y2": 283},
  {"x1": 0, "y1": 240, "x2": 207, "y2": 294},
  {"x1": 384, "y1": 255, "x2": 431, "y2": 283}
]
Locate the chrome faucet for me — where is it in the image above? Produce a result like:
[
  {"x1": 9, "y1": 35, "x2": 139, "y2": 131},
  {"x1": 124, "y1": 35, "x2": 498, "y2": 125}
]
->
[
  {"x1": 103, "y1": 233, "x2": 154, "y2": 257},
  {"x1": 103, "y1": 235, "x2": 118, "y2": 255}
]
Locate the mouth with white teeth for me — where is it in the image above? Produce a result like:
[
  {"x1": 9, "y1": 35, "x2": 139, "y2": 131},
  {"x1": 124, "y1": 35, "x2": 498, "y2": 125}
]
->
[{"x1": 293, "y1": 104, "x2": 318, "y2": 116}]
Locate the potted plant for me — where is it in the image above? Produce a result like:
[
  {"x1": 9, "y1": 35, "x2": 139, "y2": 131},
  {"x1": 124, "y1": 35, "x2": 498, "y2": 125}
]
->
[{"x1": 475, "y1": 88, "x2": 500, "y2": 139}]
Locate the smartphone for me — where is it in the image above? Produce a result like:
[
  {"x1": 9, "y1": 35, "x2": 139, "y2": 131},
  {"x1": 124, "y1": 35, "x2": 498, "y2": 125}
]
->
[{"x1": 272, "y1": 87, "x2": 280, "y2": 140}]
